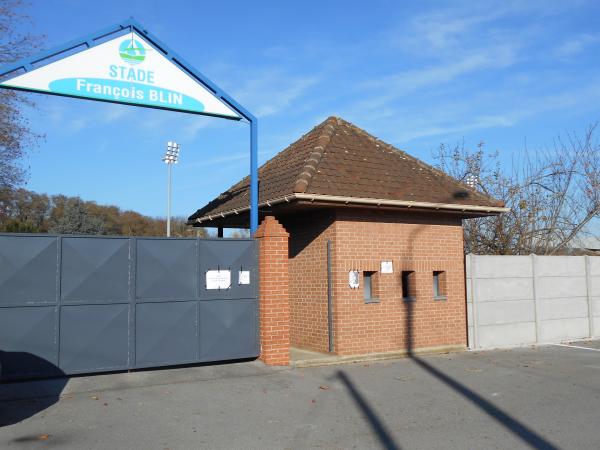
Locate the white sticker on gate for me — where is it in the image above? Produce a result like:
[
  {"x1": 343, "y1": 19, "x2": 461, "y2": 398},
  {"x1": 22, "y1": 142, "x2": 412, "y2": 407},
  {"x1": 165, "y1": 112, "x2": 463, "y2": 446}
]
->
[
  {"x1": 238, "y1": 270, "x2": 250, "y2": 285},
  {"x1": 206, "y1": 270, "x2": 231, "y2": 289}
]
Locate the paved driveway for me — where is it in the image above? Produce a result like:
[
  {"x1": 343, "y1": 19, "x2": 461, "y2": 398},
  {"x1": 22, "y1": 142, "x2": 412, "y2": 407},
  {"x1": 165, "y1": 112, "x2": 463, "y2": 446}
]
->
[{"x1": 1, "y1": 342, "x2": 599, "y2": 449}]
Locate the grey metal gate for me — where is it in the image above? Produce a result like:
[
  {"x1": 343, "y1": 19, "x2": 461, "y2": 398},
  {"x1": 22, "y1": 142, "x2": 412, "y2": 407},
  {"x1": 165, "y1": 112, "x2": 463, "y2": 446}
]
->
[{"x1": 0, "y1": 234, "x2": 258, "y2": 380}]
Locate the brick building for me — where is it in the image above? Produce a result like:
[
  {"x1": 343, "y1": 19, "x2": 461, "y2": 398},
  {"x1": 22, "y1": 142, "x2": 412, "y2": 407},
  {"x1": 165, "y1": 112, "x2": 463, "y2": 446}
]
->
[{"x1": 188, "y1": 117, "x2": 506, "y2": 359}]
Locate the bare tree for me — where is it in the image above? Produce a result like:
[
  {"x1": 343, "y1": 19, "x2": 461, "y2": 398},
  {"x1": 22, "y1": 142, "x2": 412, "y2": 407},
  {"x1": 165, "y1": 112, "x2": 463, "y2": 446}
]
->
[
  {"x1": 435, "y1": 124, "x2": 600, "y2": 255},
  {"x1": 0, "y1": 0, "x2": 43, "y2": 190}
]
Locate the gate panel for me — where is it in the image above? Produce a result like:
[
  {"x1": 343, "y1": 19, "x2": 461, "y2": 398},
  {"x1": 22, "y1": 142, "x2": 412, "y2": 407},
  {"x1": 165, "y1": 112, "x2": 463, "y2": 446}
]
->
[
  {"x1": 0, "y1": 306, "x2": 59, "y2": 379},
  {"x1": 61, "y1": 237, "x2": 130, "y2": 303},
  {"x1": 59, "y1": 304, "x2": 130, "y2": 373},
  {"x1": 136, "y1": 239, "x2": 197, "y2": 300},
  {"x1": 0, "y1": 235, "x2": 57, "y2": 306},
  {"x1": 0, "y1": 235, "x2": 59, "y2": 380},
  {"x1": 135, "y1": 301, "x2": 198, "y2": 367},
  {"x1": 199, "y1": 240, "x2": 257, "y2": 300},
  {"x1": 199, "y1": 298, "x2": 257, "y2": 360}
]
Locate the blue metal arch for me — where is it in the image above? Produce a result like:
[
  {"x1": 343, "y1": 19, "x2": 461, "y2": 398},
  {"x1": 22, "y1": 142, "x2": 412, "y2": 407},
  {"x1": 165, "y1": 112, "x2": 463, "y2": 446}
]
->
[{"x1": 0, "y1": 18, "x2": 259, "y2": 233}]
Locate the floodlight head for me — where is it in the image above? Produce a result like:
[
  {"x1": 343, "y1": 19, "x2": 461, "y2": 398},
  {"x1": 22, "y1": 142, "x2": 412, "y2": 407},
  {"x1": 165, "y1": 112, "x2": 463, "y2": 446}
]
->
[
  {"x1": 465, "y1": 174, "x2": 478, "y2": 188},
  {"x1": 163, "y1": 140, "x2": 181, "y2": 164}
]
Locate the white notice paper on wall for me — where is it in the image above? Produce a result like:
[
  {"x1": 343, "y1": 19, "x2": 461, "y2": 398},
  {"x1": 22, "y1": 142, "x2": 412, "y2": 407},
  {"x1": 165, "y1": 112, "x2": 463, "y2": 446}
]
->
[
  {"x1": 349, "y1": 270, "x2": 360, "y2": 289},
  {"x1": 206, "y1": 270, "x2": 231, "y2": 289},
  {"x1": 238, "y1": 270, "x2": 250, "y2": 285},
  {"x1": 381, "y1": 261, "x2": 393, "y2": 274}
]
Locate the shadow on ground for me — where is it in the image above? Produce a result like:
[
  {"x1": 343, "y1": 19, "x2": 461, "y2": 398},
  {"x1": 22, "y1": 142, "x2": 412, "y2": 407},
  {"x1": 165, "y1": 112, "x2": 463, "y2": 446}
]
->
[
  {"x1": 403, "y1": 299, "x2": 560, "y2": 450},
  {"x1": 0, "y1": 351, "x2": 68, "y2": 427},
  {"x1": 332, "y1": 300, "x2": 562, "y2": 450},
  {"x1": 335, "y1": 371, "x2": 402, "y2": 450}
]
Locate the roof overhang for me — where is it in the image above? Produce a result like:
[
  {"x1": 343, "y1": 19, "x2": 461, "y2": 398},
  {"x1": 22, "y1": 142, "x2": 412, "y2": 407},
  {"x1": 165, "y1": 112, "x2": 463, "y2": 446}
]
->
[{"x1": 189, "y1": 193, "x2": 509, "y2": 226}]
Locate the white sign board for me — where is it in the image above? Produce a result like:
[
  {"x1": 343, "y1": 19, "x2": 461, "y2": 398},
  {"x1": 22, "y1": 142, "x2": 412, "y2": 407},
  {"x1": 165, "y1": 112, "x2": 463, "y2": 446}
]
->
[
  {"x1": 238, "y1": 270, "x2": 250, "y2": 285},
  {"x1": 1, "y1": 32, "x2": 240, "y2": 118},
  {"x1": 206, "y1": 270, "x2": 231, "y2": 290},
  {"x1": 349, "y1": 270, "x2": 360, "y2": 289},
  {"x1": 381, "y1": 261, "x2": 393, "y2": 274}
]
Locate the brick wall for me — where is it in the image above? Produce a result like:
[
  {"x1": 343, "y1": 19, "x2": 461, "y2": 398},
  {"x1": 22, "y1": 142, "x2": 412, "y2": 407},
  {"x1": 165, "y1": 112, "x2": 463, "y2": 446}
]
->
[
  {"x1": 283, "y1": 208, "x2": 467, "y2": 356},
  {"x1": 333, "y1": 210, "x2": 466, "y2": 355},
  {"x1": 281, "y1": 211, "x2": 335, "y2": 353},
  {"x1": 255, "y1": 216, "x2": 290, "y2": 365}
]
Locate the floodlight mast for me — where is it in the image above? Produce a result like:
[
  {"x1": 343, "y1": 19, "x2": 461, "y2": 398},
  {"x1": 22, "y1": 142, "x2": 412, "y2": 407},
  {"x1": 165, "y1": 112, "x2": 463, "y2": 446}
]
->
[{"x1": 162, "y1": 141, "x2": 180, "y2": 237}]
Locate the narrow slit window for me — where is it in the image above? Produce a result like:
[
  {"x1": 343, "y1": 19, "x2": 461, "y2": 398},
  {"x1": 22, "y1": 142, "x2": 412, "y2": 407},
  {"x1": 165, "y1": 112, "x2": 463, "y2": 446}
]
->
[
  {"x1": 433, "y1": 271, "x2": 447, "y2": 300},
  {"x1": 401, "y1": 271, "x2": 415, "y2": 301},
  {"x1": 363, "y1": 271, "x2": 379, "y2": 303}
]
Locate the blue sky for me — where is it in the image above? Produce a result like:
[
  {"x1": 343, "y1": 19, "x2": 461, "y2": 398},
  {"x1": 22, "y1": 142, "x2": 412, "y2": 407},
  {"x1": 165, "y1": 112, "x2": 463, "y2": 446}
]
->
[{"x1": 13, "y1": 0, "x2": 600, "y2": 218}]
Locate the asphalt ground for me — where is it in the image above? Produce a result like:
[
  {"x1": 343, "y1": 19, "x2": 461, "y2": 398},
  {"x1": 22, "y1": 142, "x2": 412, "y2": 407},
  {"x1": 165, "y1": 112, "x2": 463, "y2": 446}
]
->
[{"x1": 1, "y1": 341, "x2": 599, "y2": 450}]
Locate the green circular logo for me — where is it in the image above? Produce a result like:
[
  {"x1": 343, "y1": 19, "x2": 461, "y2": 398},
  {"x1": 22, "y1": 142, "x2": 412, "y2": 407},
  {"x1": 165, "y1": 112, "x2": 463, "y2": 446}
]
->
[{"x1": 119, "y1": 38, "x2": 146, "y2": 65}]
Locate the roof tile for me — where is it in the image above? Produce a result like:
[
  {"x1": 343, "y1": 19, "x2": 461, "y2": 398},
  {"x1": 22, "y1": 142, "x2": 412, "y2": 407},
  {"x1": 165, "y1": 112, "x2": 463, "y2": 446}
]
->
[{"x1": 188, "y1": 116, "x2": 502, "y2": 222}]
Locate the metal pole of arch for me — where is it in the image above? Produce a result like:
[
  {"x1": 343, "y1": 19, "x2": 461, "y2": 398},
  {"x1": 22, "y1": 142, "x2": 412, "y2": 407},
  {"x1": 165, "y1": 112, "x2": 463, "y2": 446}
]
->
[{"x1": 250, "y1": 119, "x2": 258, "y2": 234}]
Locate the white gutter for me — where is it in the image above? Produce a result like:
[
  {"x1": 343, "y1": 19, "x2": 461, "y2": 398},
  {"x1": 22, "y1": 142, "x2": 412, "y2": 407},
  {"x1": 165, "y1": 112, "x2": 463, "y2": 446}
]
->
[
  {"x1": 193, "y1": 193, "x2": 509, "y2": 224},
  {"x1": 294, "y1": 193, "x2": 509, "y2": 213}
]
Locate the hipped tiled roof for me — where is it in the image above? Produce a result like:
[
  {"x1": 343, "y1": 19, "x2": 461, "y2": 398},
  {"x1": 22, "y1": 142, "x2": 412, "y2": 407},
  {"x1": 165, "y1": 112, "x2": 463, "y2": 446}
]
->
[{"x1": 188, "y1": 116, "x2": 504, "y2": 223}]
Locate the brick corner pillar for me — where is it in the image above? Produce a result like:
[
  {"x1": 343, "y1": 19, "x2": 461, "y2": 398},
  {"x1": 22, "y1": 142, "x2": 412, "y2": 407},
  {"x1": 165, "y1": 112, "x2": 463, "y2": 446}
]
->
[{"x1": 255, "y1": 215, "x2": 290, "y2": 365}]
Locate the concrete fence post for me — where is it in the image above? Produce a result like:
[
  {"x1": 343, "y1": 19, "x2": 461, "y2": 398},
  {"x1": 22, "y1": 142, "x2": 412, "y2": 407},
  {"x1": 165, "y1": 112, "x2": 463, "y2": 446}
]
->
[
  {"x1": 531, "y1": 254, "x2": 541, "y2": 344},
  {"x1": 255, "y1": 216, "x2": 290, "y2": 365},
  {"x1": 469, "y1": 254, "x2": 479, "y2": 350},
  {"x1": 585, "y1": 255, "x2": 594, "y2": 339}
]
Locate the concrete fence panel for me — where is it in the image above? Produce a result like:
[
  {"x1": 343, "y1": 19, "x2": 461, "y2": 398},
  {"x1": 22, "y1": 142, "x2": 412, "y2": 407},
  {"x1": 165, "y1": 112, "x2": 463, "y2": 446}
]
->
[
  {"x1": 588, "y1": 257, "x2": 600, "y2": 338},
  {"x1": 467, "y1": 254, "x2": 599, "y2": 349}
]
